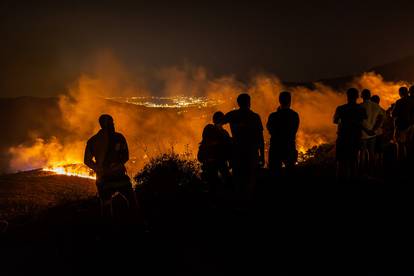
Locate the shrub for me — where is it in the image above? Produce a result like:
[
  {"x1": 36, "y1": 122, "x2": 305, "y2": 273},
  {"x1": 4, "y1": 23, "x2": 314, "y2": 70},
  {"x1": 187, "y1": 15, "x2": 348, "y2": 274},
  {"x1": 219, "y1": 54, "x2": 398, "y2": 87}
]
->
[
  {"x1": 133, "y1": 152, "x2": 202, "y2": 196},
  {"x1": 298, "y1": 143, "x2": 336, "y2": 168}
]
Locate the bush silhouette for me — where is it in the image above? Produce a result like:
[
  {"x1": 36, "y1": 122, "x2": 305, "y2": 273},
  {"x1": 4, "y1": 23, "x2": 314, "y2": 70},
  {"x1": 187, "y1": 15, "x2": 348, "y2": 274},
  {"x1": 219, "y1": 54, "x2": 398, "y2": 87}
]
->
[{"x1": 134, "y1": 152, "x2": 202, "y2": 197}]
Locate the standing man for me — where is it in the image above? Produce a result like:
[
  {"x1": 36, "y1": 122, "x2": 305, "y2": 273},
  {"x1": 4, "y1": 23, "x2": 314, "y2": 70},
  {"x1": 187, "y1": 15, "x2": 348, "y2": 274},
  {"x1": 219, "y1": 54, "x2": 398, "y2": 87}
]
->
[
  {"x1": 222, "y1": 93, "x2": 265, "y2": 198},
  {"x1": 266, "y1": 91, "x2": 300, "y2": 176},
  {"x1": 333, "y1": 88, "x2": 367, "y2": 181},
  {"x1": 407, "y1": 86, "x2": 414, "y2": 161},
  {"x1": 84, "y1": 114, "x2": 138, "y2": 216},
  {"x1": 359, "y1": 89, "x2": 382, "y2": 173},
  {"x1": 370, "y1": 95, "x2": 386, "y2": 169},
  {"x1": 392, "y1": 87, "x2": 411, "y2": 161}
]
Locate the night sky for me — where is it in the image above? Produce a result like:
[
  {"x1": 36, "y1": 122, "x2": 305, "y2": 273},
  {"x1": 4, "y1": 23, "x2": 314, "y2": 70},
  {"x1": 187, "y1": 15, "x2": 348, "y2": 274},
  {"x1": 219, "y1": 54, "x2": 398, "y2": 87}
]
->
[{"x1": 2, "y1": 0, "x2": 414, "y2": 97}]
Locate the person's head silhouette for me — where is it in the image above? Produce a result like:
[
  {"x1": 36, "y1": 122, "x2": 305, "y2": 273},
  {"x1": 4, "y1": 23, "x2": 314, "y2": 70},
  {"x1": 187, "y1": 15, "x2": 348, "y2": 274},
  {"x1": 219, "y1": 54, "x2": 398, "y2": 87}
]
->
[
  {"x1": 371, "y1": 95, "x2": 380, "y2": 104},
  {"x1": 237, "y1": 93, "x2": 251, "y2": 109},
  {"x1": 213, "y1": 111, "x2": 225, "y2": 125},
  {"x1": 409, "y1": 85, "x2": 414, "y2": 97},
  {"x1": 202, "y1": 124, "x2": 217, "y2": 142},
  {"x1": 99, "y1": 114, "x2": 115, "y2": 133},
  {"x1": 361, "y1": 89, "x2": 371, "y2": 102},
  {"x1": 279, "y1": 91, "x2": 291, "y2": 108},
  {"x1": 346, "y1": 88, "x2": 359, "y2": 103},
  {"x1": 399, "y1": 87, "x2": 408, "y2": 98}
]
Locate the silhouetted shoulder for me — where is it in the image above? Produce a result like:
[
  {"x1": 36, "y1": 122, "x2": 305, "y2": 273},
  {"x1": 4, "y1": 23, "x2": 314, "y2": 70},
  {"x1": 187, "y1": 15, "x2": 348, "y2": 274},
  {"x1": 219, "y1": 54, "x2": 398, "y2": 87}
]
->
[
  {"x1": 222, "y1": 109, "x2": 238, "y2": 123},
  {"x1": 290, "y1": 110, "x2": 299, "y2": 122},
  {"x1": 251, "y1": 110, "x2": 263, "y2": 130},
  {"x1": 268, "y1": 111, "x2": 277, "y2": 120},
  {"x1": 251, "y1": 111, "x2": 262, "y2": 120},
  {"x1": 335, "y1": 104, "x2": 348, "y2": 113},
  {"x1": 86, "y1": 132, "x2": 100, "y2": 146},
  {"x1": 114, "y1": 132, "x2": 127, "y2": 142}
]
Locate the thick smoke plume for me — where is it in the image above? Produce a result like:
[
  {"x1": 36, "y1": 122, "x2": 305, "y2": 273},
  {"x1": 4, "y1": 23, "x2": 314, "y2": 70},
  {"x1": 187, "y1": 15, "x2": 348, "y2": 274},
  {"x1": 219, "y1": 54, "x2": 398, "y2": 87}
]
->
[{"x1": 8, "y1": 53, "x2": 407, "y2": 175}]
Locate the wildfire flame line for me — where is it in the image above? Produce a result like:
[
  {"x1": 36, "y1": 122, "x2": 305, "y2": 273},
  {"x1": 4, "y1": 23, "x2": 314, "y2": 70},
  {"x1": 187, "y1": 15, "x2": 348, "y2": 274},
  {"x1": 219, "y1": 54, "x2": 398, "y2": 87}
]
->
[{"x1": 43, "y1": 164, "x2": 96, "y2": 179}]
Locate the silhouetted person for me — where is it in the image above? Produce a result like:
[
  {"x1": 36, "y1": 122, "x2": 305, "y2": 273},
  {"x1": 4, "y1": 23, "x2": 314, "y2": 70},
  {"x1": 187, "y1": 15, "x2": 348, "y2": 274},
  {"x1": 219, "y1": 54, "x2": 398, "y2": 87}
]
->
[
  {"x1": 212, "y1": 111, "x2": 233, "y2": 187},
  {"x1": 407, "y1": 86, "x2": 414, "y2": 161},
  {"x1": 333, "y1": 88, "x2": 367, "y2": 181},
  {"x1": 359, "y1": 89, "x2": 382, "y2": 173},
  {"x1": 382, "y1": 105, "x2": 398, "y2": 176},
  {"x1": 266, "y1": 91, "x2": 299, "y2": 176},
  {"x1": 84, "y1": 114, "x2": 138, "y2": 216},
  {"x1": 198, "y1": 112, "x2": 232, "y2": 199},
  {"x1": 392, "y1": 87, "x2": 411, "y2": 160},
  {"x1": 222, "y1": 93, "x2": 265, "y2": 198},
  {"x1": 370, "y1": 95, "x2": 386, "y2": 170}
]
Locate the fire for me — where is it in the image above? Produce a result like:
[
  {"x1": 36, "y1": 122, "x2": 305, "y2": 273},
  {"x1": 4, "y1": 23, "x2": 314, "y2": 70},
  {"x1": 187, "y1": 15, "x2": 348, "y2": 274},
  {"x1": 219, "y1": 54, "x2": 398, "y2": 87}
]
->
[
  {"x1": 43, "y1": 163, "x2": 96, "y2": 179},
  {"x1": 6, "y1": 58, "x2": 409, "y2": 176}
]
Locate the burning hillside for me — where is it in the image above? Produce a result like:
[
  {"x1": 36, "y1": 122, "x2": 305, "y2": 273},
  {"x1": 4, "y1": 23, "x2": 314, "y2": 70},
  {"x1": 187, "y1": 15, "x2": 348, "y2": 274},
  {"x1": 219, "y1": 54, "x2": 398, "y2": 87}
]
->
[
  {"x1": 43, "y1": 164, "x2": 96, "y2": 179},
  {"x1": 2, "y1": 56, "x2": 409, "y2": 178}
]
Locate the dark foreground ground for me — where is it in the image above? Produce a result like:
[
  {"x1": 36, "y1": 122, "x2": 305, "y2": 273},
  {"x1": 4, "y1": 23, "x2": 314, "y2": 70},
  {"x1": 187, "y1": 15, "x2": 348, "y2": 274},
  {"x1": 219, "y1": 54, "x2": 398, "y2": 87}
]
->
[{"x1": 1, "y1": 166, "x2": 414, "y2": 275}]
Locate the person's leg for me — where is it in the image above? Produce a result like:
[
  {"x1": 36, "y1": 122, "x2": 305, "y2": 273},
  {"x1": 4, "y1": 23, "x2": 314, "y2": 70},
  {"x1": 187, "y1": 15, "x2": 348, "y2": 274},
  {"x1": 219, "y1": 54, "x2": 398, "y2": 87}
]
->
[
  {"x1": 97, "y1": 186, "x2": 115, "y2": 217},
  {"x1": 336, "y1": 139, "x2": 348, "y2": 183},
  {"x1": 359, "y1": 139, "x2": 369, "y2": 174},
  {"x1": 367, "y1": 137, "x2": 377, "y2": 174},
  {"x1": 396, "y1": 129, "x2": 408, "y2": 161},
  {"x1": 349, "y1": 158, "x2": 358, "y2": 180},
  {"x1": 218, "y1": 162, "x2": 232, "y2": 192},
  {"x1": 206, "y1": 164, "x2": 220, "y2": 200},
  {"x1": 349, "y1": 143, "x2": 360, "y2": 180},
  {"x1": 120, "y1": 185, "x2": 139, "y2": 209},
  {"x1": 231, "y1": 156, "x2": 243, "y2": 198},
  {"x1": 118, "y1": 185, "x2": 147, "y2": 224},
  {"x1": 336, "y1": 160, "x2": 348, "y2": 183},
  {"x1": 285, "y1": 146, "x2": 298, "y2": 178},
  {"x1": 247, "y1": 154, "x2": 259, "y2": 197},
  {"x1": 285, "y1": 160, "x2": 295, "y2": 178},
  {"x1": 374, "y1": 135, "x2": 384, "y2": 172},
  {"x1": 268, "y1": 146, "x2": 282, "y2": 178},
  {"x1": 408, "y1": 126, "x2": 414, "y2": 165}
]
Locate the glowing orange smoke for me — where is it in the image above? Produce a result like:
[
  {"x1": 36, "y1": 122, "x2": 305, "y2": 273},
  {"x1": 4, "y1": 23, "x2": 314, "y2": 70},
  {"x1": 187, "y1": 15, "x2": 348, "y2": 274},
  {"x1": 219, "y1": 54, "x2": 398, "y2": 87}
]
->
[{"x1": 6, "y1": 53, "x2": 410, "y2": 175}]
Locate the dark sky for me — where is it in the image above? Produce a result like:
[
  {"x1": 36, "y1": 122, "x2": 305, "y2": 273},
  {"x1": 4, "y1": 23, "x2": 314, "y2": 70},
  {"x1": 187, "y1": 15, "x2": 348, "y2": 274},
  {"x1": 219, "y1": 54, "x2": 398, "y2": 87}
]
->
[{"x1": 2, "y1": 0, "x2": 414, "y2": 97}]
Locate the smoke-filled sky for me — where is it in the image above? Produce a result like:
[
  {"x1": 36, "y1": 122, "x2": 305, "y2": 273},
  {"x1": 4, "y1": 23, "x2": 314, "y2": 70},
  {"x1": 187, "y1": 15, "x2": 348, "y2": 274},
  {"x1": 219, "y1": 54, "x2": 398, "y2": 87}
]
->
[{"x1": 2, "y1": 0, "x2": 414, "y2": 97}]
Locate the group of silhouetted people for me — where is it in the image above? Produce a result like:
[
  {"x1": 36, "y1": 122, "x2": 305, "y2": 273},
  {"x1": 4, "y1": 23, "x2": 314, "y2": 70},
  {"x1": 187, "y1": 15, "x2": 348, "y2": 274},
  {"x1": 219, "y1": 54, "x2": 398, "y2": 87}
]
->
[
  {"x1": 334, "y1": 86, "x2": 414, "y2": 181},
  {"x1": 197, "y1": 92, "x2": 300, "y2": 200},
  {"x1": 82, "y1": 86, "x2": 414, "y2": 213}
]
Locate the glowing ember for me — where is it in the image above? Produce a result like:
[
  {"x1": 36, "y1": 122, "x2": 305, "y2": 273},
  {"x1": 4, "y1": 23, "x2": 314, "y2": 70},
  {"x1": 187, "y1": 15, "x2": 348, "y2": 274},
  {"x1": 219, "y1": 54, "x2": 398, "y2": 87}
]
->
[{"x1": 43, "y1": 163, "x2": 96, "y2": 179}]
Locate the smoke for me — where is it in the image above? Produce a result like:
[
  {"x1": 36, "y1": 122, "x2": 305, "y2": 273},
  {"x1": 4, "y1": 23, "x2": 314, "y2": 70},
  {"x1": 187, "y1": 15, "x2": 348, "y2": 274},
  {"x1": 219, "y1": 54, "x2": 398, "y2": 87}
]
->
[
  {"x1": 7, "y1": 53, "x2": 409, "y2": 174},
  {"x1": 9, "y1": 137, "x2": 85, "y2": 172},
  {"x1": 352, "y1": 72, "x2": 409, "y2": 108}
]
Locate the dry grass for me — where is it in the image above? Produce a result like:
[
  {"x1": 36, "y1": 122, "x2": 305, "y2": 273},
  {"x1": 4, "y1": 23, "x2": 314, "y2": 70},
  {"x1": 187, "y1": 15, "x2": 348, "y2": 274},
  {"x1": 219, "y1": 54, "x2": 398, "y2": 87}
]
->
[{"x1": 0, "y1": 169, "x2": 96, "y2": 221}]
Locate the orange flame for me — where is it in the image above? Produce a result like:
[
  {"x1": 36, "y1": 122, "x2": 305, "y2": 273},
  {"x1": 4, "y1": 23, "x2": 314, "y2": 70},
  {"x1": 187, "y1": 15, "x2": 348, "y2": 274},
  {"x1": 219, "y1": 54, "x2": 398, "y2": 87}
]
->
[
  {"x1": 42, "y1": 164, "x2": 96, "y2": 179},
  {"x1": 6, "y1": 54, "x2": 410, "y2": 174}
]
